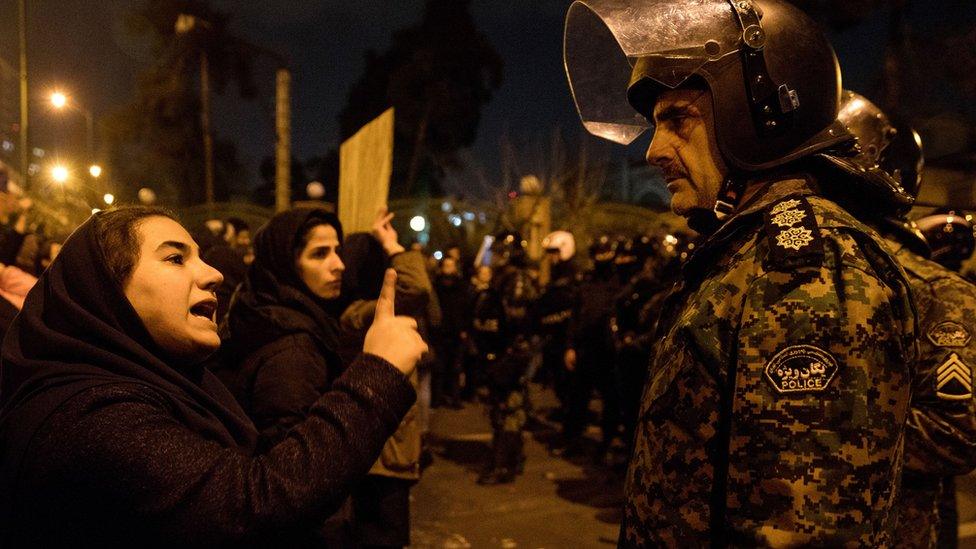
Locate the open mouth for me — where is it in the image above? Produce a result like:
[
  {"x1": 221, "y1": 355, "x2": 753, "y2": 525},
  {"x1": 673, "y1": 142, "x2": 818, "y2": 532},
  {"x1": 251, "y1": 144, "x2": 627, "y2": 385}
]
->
[{"x1": 189, "y1": 299, "x2": 218, "y2": 322}]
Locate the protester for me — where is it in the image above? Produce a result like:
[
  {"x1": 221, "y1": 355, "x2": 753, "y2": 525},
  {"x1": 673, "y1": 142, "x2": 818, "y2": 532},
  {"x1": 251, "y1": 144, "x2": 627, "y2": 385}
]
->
[
  {"x1": 338, "y1": 208, "x2": 433, "y2": 549},
  {"x1": 203, "y1": 217, "x2": 250, "y2": 323},
  {"x1": 432, "y1": 256, "x2": 467, "y2": 409},
  {"x1": 0, "y1": 206, "x2": 426, "y2": 546}
]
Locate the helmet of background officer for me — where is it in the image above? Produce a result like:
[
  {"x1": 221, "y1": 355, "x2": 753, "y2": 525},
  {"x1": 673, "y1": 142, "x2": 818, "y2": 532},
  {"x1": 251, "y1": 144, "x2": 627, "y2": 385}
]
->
[
  {"x1": 564, "y1": 0, "x2": 851, "y2": 223},
  {"x1": 828, "y1": 90, "x2": 921, "y2": 217},
  {"x1": 489, "y1": 230, "x2": 527, "y2": 269},
  {"x1": 915, "y1": 210, "x2": 975, "y2": 272},
  {"x1": 832, "y1": 90, "x2": 927, "y2": 255},
  {"x1": 542, "y1": 230, "x2": 576, "y2": 265},
  {"x1": 616, "y1": 233, "x2": 657, "y2": 282},
  {"x1": 590, "y1": 234, "x2": 618, "y2": 266}
]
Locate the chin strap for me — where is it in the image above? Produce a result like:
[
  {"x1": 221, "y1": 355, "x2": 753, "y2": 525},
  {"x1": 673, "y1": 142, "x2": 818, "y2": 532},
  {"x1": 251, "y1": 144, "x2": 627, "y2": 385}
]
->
[
  {"x1": 713, "y1": 175, "x2": 748, "y2": 221},
  {"x1": 684, "y1": 174, "x2": 750, "y2": 236}
]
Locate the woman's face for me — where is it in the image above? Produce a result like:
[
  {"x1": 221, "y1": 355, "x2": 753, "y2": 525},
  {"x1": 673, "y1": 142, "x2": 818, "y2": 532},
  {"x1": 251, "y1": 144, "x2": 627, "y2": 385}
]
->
[
  {"x1": 296, "y1": 224, "x2": 345, "y2": 299},
  {"x1": 124, "y1": 217, "x2": 224, "y2": 363}
]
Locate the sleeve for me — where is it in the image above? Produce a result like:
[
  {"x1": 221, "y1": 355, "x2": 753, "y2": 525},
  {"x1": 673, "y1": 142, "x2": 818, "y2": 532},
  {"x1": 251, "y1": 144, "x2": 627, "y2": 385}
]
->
[
  {"x1": 389, "y1": 250, "x2": 432, "y2": 318},
  {"x1": 727, "y1": 255, "x2": 914, "y2": 545},
  {"x1": 340, "y1": 251, "x2": 434, "y2": 335},
  {"x1": 28, "y1": 353, "x2": 415, "y2": 545},
  {"x1": 903, "y1": 277, "x2": 976, "y2": 476},
  {"x1": 249, "y1": 338, "x2": 331, "y2": 449}
]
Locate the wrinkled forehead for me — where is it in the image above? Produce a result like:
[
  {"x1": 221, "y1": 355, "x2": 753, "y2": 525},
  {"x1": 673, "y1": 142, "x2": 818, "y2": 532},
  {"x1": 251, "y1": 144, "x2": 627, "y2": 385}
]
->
[{"x1": 653, "y1": 88, "x2": 710, "y2": 117}]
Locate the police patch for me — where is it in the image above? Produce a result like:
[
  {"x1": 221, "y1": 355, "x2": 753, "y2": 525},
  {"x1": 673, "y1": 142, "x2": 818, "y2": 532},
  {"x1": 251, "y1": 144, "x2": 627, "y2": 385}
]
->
[
  {"x1": 927, "y1": 321, "x2": 971, "y2": 348},
  {"x1": 936, "y1": 352, "x2": 973, "y2": 401},
  {"x1": 764, "y1": 345, "x2": 838, "y2": 394}
]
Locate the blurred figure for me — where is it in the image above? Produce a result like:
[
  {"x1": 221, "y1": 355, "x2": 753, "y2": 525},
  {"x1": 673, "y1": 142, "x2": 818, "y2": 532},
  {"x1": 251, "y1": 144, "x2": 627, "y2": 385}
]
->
[
  {"x1": 560, "y1": 235, "x2": 622, "y2": 460},
  {"x1": 202, "y1": 217, "x2": 251, "y2": 323},
  {"x1": 0, "y1": 171, "x2": 34, "y2": 268},
  {"x1": 338, "y1": 207, "x2": 433, "y2": 549},
  {"x1": 224, "y1": 217, "x2": 252, "y2": 252},
  {"x1": 611, "y1": 234, "x2": 662, "y2": 451},
  {"x1": 462, "y1": 264, "x2": 493, "y2": 401},
  {"x1": 536, "y1": 230, "x2": 578, "y2": 416},
  {"x1": 476, "y1": 231, "x2": 538, "y2": 485},
  {"x1": 432, "y1": 256, "x2": 468, "y2": 409}
]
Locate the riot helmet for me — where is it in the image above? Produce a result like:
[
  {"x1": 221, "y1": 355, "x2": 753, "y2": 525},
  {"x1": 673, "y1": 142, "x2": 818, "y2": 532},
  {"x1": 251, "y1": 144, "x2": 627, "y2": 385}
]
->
[
  {"x1": 542, "y1": 230, "x2": 576, "y2": 262},
  {"x1": 590, "y1": 234, "x2": 618, "y2": 264},
  {"x1": 825, "y1": 90, "x2": 919, "y2": 215},
  {"x1": 915, "y1": 210, "x2": 975, "y2": 272},
  {"x1": 489, "y1": 230, "x2": 527, "y2": 268},
  {"x1": 616, "y1": 233, "x2": 657, "y2": 281},
  {"x1": 564, "y1": 0, "x2": 851, "y2": 175}
]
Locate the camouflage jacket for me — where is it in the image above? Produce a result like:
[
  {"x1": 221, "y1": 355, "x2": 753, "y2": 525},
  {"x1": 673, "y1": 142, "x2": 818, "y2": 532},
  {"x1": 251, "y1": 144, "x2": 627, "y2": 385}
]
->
[
  {"x1": 621, "y1": 178, "x2": 918, "y2": 547},
  {"x1": 888, "y1": 240, "x2": 976, "y2": 548}
]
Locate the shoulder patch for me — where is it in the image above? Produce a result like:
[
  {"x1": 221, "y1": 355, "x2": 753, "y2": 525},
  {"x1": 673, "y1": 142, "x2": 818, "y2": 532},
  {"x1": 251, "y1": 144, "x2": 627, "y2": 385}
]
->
[
  {"x1": 764, "y1": 344, "x2": 838, "y2": 394},
  {"x1": 936, "y1": 352, "x2": 973, "y2": 401},
  {"x1": 763, "y1": 196, "x2": 823, "y2": 269},
  {"x1": 927, "y1": 321, "x2": 971, "y2": 348}
]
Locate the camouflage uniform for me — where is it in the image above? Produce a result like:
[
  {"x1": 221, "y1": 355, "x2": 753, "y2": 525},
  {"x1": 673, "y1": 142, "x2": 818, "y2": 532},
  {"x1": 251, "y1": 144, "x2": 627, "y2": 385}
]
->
[
  {"x1": 621, "y1": 179, "x2": 918, "y2": 546},
  {"x1": 474, "y1": 265, "x2": 536, "y2": 483},
  {"x1": 887, "y1": 240, "x2": 976, "y2": 548}
]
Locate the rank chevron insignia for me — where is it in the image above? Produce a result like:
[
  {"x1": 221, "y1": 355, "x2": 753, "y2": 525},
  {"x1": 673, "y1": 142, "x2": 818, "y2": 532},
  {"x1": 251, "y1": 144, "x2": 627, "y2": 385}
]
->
[{"x1": 936, "y1": 352, "x2": 973, "y2": 401}]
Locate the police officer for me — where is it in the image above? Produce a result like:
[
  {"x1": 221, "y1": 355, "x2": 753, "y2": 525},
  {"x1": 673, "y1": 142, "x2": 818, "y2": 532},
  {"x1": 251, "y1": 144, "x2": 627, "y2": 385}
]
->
[
  {"x1": 564, "y1": 1, "x2": 918, "y2": 544},
  {"x1": 536, "y1": 230, "x2": 579, "y2": 420},
  {"x1": 611, "y1": 234, "x2": 667, "y2": 452},
  {"x1": 475, "y1": 231, "x2": 537, "y2": 485},
  {"x1": 916, "y1": 210, "x2": 976, "y2": 274},
  {"x1": 833, "y1": 91, "x2": 976, "y2": 549},
  {"x1": 563, "y1": 235, "x2": 623, "y2": 459}
]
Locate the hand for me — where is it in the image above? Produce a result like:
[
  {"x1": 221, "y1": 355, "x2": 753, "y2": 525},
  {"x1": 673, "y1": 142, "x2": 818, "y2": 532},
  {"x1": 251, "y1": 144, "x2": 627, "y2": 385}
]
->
[
  {"x1": 363, "y1": 269, "x2": 428, "y2": 375},
  {"x1": 564, "y1": 348, "x2": 577, "y2": 372},
  {"x1": 371, "y1": 206, "x2": 405, "y2": 256}
]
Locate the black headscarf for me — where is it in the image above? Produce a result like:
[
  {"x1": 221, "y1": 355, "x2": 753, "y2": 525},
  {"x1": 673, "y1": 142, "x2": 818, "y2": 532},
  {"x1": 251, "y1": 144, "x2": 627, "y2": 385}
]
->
[
  {"x1": 0, "y1": 213, "x2": 258, "y2": 520},
  {"x1": 221, "y1": 208, "x2": 344, "y2": 362},
  {"x1": 339, "y1": 232, "x2": 389, "y2": 302}
]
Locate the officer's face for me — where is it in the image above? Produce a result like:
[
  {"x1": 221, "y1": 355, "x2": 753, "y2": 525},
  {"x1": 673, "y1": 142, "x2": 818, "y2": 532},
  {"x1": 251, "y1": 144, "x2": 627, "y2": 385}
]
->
[{"x1": 645, "y1": 89, "x2": 728, "y2": 217}]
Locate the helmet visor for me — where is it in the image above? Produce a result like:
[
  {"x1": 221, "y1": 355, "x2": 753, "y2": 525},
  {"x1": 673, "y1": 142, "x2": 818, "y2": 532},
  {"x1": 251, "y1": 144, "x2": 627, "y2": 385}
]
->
[{"x1": 564, "y1": 0, "x2": 742, "y2": 144}]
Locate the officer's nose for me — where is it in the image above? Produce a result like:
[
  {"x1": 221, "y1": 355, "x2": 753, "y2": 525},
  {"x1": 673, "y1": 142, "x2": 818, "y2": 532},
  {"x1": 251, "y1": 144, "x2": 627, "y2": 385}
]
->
[{"x1": 645, "y1": 129, "x2": 674, "y2": 169}]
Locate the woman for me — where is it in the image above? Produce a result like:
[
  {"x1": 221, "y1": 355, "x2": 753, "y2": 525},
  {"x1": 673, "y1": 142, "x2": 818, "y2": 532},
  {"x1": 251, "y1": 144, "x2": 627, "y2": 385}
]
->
[
  {"x1": 216, "y1": 208, "x2": 348, "y2": 449},
  {"x1": 0, "y1": 206, "x2": 426, "y2": 546}
]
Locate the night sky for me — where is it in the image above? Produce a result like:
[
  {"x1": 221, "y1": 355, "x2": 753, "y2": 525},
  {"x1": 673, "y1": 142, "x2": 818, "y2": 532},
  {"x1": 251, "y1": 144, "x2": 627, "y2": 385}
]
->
[{"x1": 0, "y1": 1, "x2": 973, "y2": 193}]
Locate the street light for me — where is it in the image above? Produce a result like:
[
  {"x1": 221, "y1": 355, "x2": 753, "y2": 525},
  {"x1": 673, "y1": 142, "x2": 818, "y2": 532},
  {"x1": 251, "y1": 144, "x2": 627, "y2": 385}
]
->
[
  {"x1": 103, "y1": 193, "x2": 115, "y2": 206},
  {"x1": 89, "y1": 164, "x2": 102, "y2": 178},
  {"x1": 51, "y1": 165, "x2": 68, "y2": 183},
  {"x1": 48, "y1": 89, "x2": 94, "y2": 161},
  {"x1": 50, "y1": 91, "x2": 67, "y2": 109},
  {"x1": 409, "y1": 215, "x2": 426, "y2": 232}
]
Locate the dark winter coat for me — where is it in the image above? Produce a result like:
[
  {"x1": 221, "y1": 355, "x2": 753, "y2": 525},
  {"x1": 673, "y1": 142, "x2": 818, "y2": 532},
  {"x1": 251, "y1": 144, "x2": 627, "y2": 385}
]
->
[
  {"x1": 216, "y1": 208, "x2": 347, "y2": 451},
  {"x1": 0, "y1": 212, "x2": 415, "y2": 547}
]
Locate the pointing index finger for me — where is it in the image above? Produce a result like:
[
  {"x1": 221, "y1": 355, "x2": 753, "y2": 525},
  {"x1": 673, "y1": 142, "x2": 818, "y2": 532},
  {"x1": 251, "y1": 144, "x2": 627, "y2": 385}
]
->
[{"x1": 376, "y1": 268, "x2": 397, "y2": 318}]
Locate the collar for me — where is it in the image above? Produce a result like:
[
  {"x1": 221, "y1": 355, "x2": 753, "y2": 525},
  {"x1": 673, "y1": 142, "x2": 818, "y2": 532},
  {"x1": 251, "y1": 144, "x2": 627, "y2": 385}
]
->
[{"x1": 682, "y1": 177, "x2": 819, "y2": 277}]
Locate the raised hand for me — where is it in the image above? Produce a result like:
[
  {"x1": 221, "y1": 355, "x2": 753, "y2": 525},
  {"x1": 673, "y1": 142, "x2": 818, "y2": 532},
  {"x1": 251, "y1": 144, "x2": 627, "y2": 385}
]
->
[
  {"x1": 371, "y1": 206, "x2": 406, "y2": 256},
  {"x1": 363, "y1": 269, "x2": 428, "y2": 375}
]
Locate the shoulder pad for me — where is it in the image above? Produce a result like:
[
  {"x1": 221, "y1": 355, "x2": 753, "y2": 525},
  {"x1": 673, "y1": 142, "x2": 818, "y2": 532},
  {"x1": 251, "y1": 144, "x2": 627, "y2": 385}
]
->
[{"x1": 762, "y1": 196, "x2": 824, "y2": 270}]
